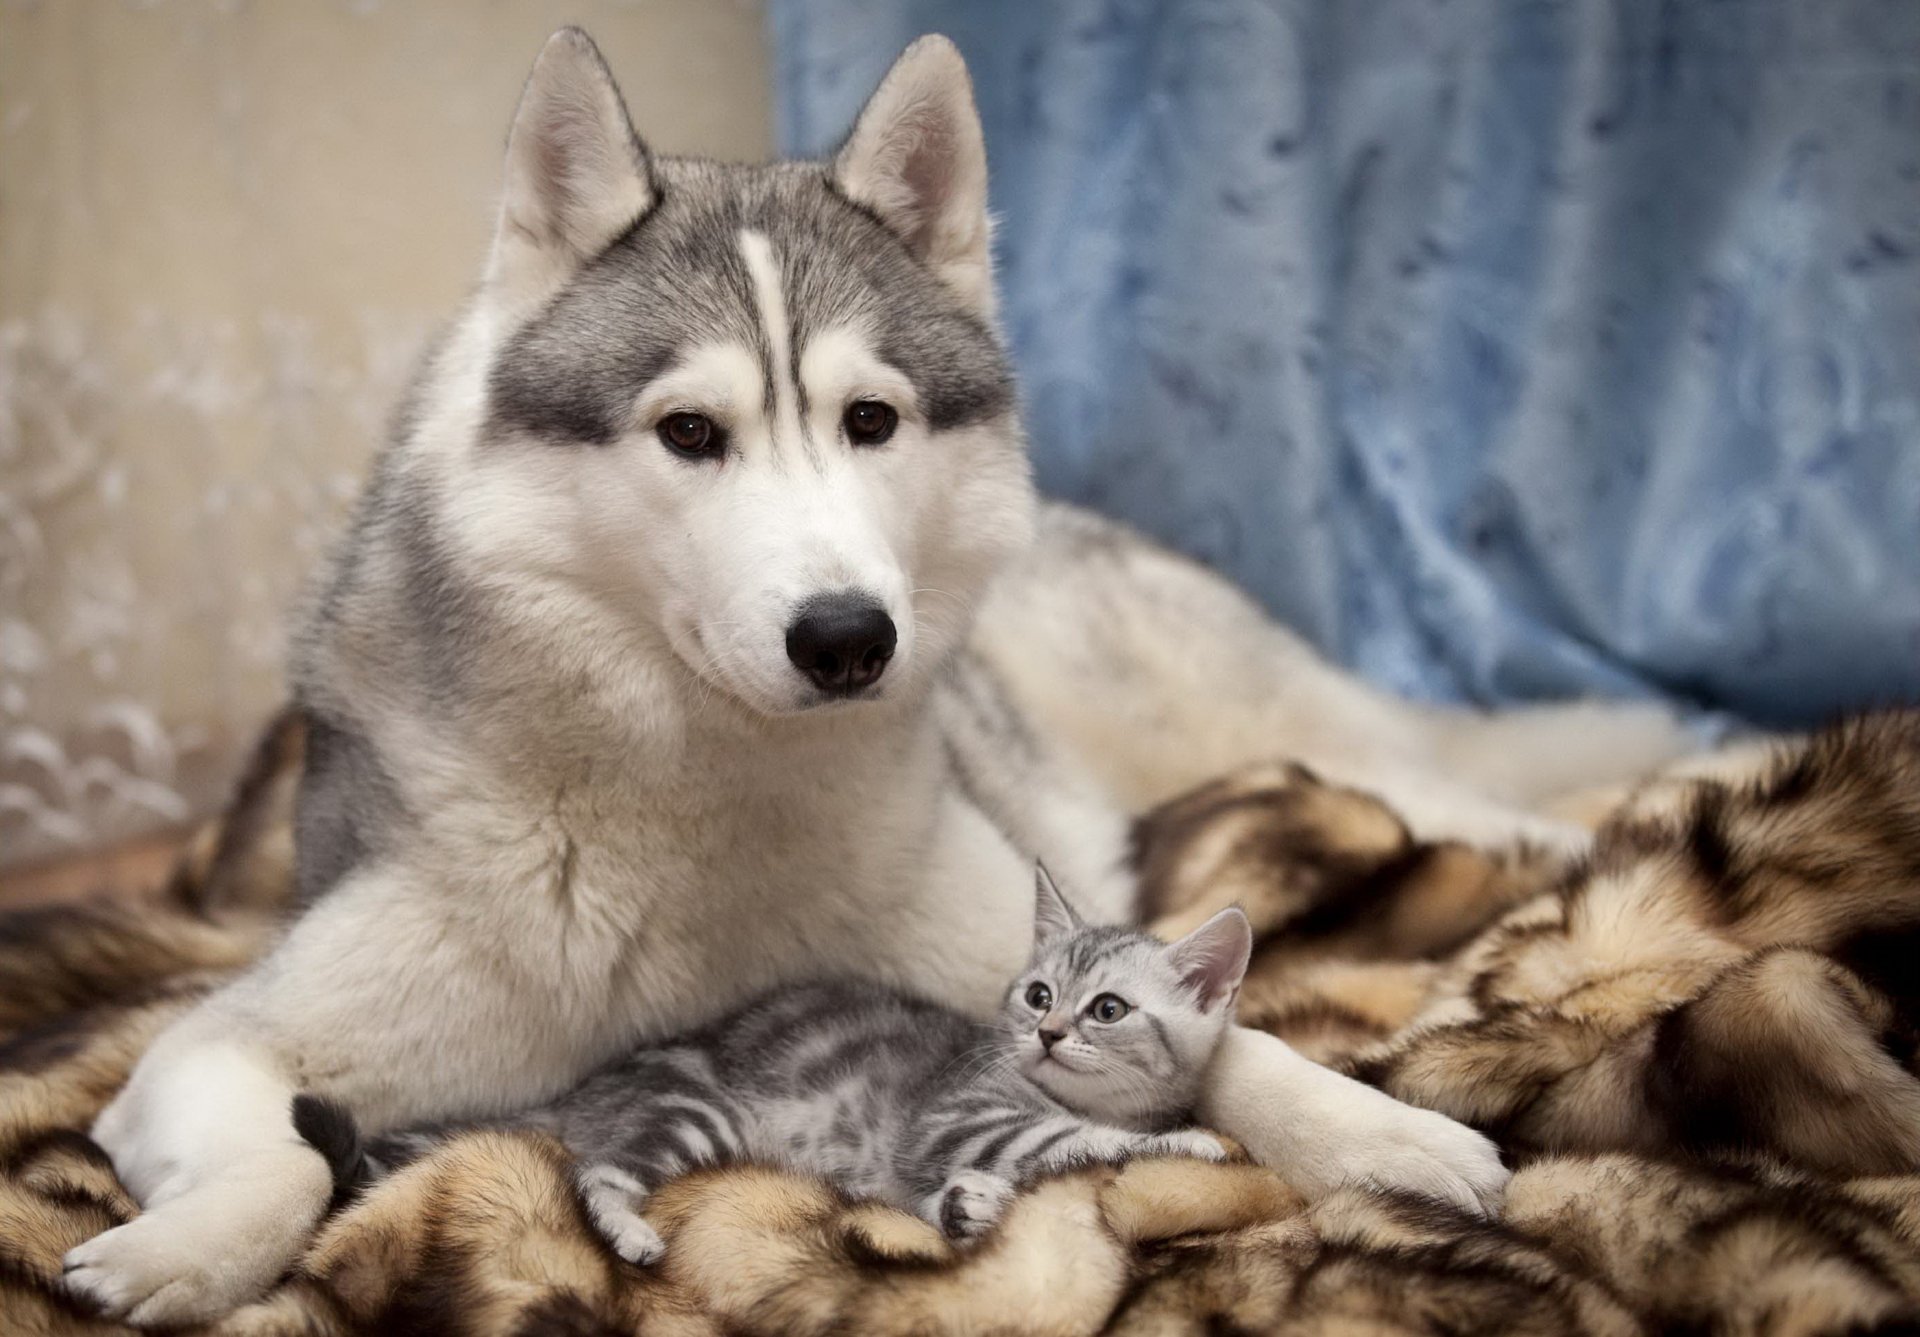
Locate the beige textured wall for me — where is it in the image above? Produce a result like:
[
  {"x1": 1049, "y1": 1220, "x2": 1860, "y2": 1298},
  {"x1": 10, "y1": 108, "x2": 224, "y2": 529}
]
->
[{"x1": 0, "y1": 1, "x2": 773, "y2": 871}]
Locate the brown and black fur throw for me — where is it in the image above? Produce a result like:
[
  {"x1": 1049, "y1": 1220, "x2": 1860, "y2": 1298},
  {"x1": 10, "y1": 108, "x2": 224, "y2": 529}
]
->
[{"x1": 6, "y1": 710, "x2": 1920, "y2": 1335}]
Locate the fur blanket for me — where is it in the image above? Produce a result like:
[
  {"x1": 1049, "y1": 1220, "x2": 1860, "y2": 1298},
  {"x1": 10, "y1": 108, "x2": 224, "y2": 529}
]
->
[{"x1": 5, "y1": 710, "x2": 1920, "y2": 1335}]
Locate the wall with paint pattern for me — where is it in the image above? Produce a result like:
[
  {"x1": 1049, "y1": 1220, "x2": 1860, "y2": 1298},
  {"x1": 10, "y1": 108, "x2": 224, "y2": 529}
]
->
[{"x1": 0, "y1": 1, "x2": 773, "y2": 870}]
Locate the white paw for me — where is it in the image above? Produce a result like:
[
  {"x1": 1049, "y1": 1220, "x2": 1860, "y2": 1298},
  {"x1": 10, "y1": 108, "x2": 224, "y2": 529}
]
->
[
  {"x1": 579, "y1": 1162, "x2": 665, "y2": 1265},
  {"x1": 599, "y1": 1209, "x2": 667, "y2": 1266},
  {"x1": 60, "y1": 1146, "x2": 328, "y2": 1328},
  {"x1": 1216, "y1": 1029, "x2": 1509, "y2": 1217},
  {"x1": 63, "y1": 1212, "x2": 266, "y2": 1327},
  {"x1": 1159, "y1": 1130, "x2": 1230, "y2": 1162},
  {"x1": 937, "y1": 1170, "x2": 1015, "y2": 1241},
  {"x1": 1329, "y1": 1096, "x2": 1508, "y2": 1217}
]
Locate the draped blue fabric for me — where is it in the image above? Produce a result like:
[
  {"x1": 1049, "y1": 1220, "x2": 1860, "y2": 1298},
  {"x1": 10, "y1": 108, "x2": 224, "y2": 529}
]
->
[{"x1": 768, "y1": 0, "x2": 1920, "y2": 726}]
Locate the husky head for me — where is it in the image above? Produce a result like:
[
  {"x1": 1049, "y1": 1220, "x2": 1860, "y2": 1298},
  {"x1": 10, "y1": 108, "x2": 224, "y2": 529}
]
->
[{"x1": 400, "y1": 29, "x2": 1033, "y2": 720}]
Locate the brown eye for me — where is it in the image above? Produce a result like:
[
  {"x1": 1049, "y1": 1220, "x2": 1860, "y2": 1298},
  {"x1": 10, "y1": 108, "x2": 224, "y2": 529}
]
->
[
  {"x1": 658, "y1": 412, "x2": 721, "y2": 458},
  {"x1": 1090, "y1": 994, "x2": 1130, "y2": 1023},
  {"x1": 843, "y1": 399, "x2": 898, "y2": 446},
  {"x1": 1024, "y1": 982, "x2": 1053, "y2": 1011}
]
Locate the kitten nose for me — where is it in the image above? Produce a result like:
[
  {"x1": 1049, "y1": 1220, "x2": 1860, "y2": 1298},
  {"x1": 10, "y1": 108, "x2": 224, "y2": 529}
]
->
[
  {"x1": 1038, "y1": 1027, "x2": 1066, "y2": 1051},
  {"x1": 785, "y1": 592, "x2": 896, "y2": 695}
]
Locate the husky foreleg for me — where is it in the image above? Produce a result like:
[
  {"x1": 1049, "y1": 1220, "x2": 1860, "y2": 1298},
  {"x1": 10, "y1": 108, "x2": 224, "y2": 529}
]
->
[
  {"x1": 62, "y1": 1017, "x2": 331, "y2": 1326},
  {"x1": 1197, "y1": 1026, "x2": 1507, "y2": 1215},
  {"x1": 66, "y1": 859, "x2": 601, "y2": 1326}
]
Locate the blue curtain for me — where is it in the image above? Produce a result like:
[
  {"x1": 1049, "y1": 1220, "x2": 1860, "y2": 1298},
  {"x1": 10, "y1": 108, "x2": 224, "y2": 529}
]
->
[{"x1": 769, "y1": 0, "x2": 1920, "y2": 726}]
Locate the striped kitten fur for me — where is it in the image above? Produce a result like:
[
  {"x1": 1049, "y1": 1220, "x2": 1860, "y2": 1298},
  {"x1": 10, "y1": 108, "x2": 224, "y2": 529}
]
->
[{"x1": 339, "y1": 867, "x2": 1251, "y2": 1262}]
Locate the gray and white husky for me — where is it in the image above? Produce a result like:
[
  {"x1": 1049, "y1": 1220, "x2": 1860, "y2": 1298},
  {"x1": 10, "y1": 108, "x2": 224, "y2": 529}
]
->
[{"x1": 65, "y1": 30, "x2": 1694, "y2": 1325}]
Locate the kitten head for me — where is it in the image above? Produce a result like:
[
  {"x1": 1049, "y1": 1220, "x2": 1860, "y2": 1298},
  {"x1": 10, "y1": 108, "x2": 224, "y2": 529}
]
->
[{"x1": 999, "y1": 865, "x2": 1252, "y2": 1128}]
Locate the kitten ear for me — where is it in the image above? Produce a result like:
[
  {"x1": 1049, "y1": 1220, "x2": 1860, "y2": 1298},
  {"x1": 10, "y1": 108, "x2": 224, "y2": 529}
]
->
[
  {"x1": 1032, "y1": 863, "x2": 1081, "y2": 946},
  {"x1": 833, "y1": 35, "x2": 994, "y2": 315},
  {"x1": 1167, "y1": 908, "x2": 1253, "y2": 1013},
  {"x1": 487, "y1": 28, "x2": 655, "y2": 308}
]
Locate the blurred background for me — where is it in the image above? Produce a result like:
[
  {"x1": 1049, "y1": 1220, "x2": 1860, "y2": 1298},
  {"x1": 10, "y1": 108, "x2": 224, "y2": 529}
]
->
[{"x1": 4, "y1": 0, "x2": 1917, "y2": 896}]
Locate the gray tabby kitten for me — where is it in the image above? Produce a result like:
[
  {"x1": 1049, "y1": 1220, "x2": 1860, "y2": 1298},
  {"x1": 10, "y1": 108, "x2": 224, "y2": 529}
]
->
[{"x1": 355, "y1": 867, "x2": 1252, "y2": 1261}]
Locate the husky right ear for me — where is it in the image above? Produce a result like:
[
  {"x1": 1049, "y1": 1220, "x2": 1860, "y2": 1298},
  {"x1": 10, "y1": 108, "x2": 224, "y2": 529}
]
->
[{"x1": 487, "y1": 28, "x2": 654, "y2": 308}]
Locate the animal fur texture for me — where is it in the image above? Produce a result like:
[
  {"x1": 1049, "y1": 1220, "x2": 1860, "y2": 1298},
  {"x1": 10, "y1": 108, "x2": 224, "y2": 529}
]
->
[
  {"x1": 357, "y1": 876, "x2": 1250, "y2": 1260},
  {"x1": 64, "y1": 28, "x2": 1700, "y2": 1323},
  {"x1": 5, "y1": 708, "x2": 1920, "y2": 1335}
]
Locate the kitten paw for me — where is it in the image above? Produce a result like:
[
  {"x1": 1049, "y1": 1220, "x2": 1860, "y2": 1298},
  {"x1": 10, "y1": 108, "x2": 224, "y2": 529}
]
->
[
  {"x1": 1158, "y1": 1130, "x2": 1230, "y2": 1162},
  {"x1": 937, "y1": 1170, "x2": 1015, "y2": 1241},
  {"x1": 599, "y1": 1210, "x2": 667, "y2": 1266},
  {"x1": 578, "y1": 1162, "x2": 666, "y2": 1265}
]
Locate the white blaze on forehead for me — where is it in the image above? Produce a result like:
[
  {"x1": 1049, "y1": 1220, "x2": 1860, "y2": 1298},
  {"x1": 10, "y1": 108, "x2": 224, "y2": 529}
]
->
[{"x1": 737, "y1": 229, "x2": 806, "y2": 461}]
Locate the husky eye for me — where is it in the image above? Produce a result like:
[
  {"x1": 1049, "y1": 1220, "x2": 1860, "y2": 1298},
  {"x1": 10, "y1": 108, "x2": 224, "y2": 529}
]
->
[
  {"x1": 843, "y1": 399, "x2": 898, "y2": 446},
  {"x1": 1089, "y1": 994, "x2": 1130, "y2": 1023},
  {"x1": 658, "y1": 412, "x2": 722, "y2": 458},
  {"x1": 1024, "y1": 982, "x2": 1053, "y2": 1011}
]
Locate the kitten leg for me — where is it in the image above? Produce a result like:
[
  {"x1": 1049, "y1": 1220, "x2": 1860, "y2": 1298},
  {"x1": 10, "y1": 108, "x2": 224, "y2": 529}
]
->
[
  {"x1": 571, "y1": 1086, "x2": 744, "y2": 1266},
  {"x1": 1022, "y1": 1122, "x2": 1227, "y2": 1174},
  {"x1": 575, "y1": 1162, "x2": 665, "y2": 1265},
  {"x1": 1136, "y1": 1128, "x2": 1230, "y2": 1162},
  {"x1": 919, "y1": 1118, "x2": 1227, "y2": 1243},
  {"x1": 929, "y1": 1169, "x2": 1016, "y2": 1240}
]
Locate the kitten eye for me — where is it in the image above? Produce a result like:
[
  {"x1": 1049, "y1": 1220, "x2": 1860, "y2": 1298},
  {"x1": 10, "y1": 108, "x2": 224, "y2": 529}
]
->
[
  {"x1": 658, "y1": 412, "x2": 723, "y2": 459},
  {"x1": 843, "y1": 399, "x2": 898, "y2": 446},
  {"x1": 1089, "y1": 994, "x2": 1130, "y2": 1023},
  {"x1": 1024, "y1": 982, "x2": 1053, "y2": 1011}
]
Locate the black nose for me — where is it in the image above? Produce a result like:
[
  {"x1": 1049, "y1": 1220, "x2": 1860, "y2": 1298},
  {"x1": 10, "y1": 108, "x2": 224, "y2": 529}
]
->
[
  {"x1": 785, "y1": 594, "x2": 897, "y2": 695},
  {"x1": 1038, "y1": 1027, "x2": 1066, "y2": 1052}
]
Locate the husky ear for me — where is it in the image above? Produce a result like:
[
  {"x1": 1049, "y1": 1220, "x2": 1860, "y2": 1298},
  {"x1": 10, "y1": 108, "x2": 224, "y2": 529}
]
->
[
  {"x1": 834, "y1": 35, "x2": 994, "y2": 315},
  {"x1": 487, "y1": 28, "x2": 654, "y2": 307},
  {"x1": 1032, "y1": 863, "x2": 1081, "y2": 947},
  {"x1": 1166, "y1": 908, "x2": 1253, "y2": 1014}
]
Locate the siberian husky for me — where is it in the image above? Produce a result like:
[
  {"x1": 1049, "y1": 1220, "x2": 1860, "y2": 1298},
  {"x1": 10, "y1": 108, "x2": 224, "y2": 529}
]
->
[{"x1": 64, "y1": 31, "x2": 1695, "y2": 1324}]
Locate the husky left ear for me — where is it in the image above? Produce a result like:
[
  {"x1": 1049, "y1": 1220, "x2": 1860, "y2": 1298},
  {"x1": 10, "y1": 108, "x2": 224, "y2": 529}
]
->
[
  {"x1": 1167, "y1": 908, "x2": 1253, "y2": 1014},
  {"x1": 488, "y1": 28, "x2": 654, "y2": 308},
  {"x1": 834, "y1": 35, "x2": 994, "y2": 315}
]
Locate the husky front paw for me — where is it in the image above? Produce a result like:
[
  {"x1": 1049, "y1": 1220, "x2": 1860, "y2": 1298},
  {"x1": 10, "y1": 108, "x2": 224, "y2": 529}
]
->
[
  {"x1": 61, "y1": 1142, "x2": 330, "y2": 1328},
  {"x1": 62, "y1": 1209, "x2": 286, "y2": 1327},
  {"x1": 1325, "y1": 1094, "x2": 1507, "y2": 1217},
  {"x1": 936, "y1": 1170, "x2": 1015, "y2": 1241},
  {"x1": 1210, "y1": 1029, "x2": 1509, "y2": 1218}
]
